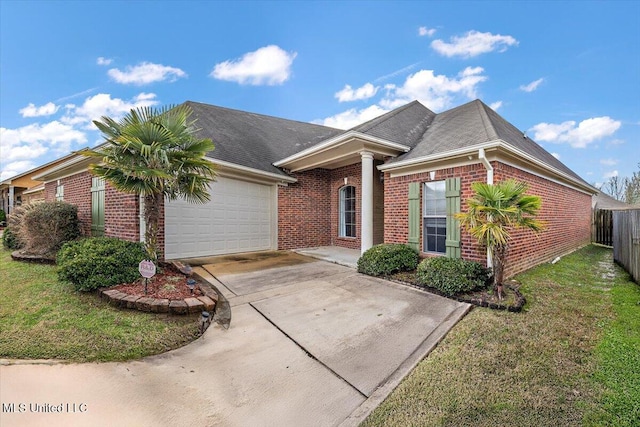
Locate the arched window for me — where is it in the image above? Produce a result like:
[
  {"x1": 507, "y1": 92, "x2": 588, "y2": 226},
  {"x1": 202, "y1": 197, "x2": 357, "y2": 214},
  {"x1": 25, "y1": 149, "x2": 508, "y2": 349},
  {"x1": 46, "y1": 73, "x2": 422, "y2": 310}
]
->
[{"x1": 339, "y1": 186, "x2": 356, "y2": 237}]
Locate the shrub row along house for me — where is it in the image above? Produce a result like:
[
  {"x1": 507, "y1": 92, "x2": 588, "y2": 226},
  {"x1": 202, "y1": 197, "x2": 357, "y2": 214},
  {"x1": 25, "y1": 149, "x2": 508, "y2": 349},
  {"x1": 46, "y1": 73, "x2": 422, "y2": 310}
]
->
[{"x1": 34, "y1": 99, "x2": 594, "y2": 277}]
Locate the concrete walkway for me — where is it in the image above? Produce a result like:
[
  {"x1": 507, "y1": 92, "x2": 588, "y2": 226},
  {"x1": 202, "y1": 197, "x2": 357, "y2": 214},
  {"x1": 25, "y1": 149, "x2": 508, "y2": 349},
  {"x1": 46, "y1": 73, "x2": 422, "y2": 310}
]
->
[
  {"x1": 293, "y1": 246, "x2": 360, "y2": 269},
  {"x1": 1, "y1": 256, "x2": 469, "y2": 427}
]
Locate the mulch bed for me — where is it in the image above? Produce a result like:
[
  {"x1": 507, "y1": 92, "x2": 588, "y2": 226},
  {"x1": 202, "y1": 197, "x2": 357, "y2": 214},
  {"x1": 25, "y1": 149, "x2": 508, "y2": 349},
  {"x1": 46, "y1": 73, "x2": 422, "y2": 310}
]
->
[
  {"x1": 386, "y1": 271, "x2": 526, "y2": 312},
  {"x1": 112, "y1": 264, "x2": 203, "y2": 300}
]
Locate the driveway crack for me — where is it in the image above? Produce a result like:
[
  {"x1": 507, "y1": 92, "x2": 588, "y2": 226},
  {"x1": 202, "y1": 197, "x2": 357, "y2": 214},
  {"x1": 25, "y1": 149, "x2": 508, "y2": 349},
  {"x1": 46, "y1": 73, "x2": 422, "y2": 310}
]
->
[{"x1": 249, "y1": 303, "x2": 368, "y2": 399}]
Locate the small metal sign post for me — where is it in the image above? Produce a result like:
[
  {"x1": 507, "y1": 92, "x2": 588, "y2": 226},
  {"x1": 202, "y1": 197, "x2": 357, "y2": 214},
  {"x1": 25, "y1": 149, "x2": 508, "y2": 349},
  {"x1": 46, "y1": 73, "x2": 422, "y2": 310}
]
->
[{"x1": 138, "y1": 260, "x2": 156, "y2": 295}]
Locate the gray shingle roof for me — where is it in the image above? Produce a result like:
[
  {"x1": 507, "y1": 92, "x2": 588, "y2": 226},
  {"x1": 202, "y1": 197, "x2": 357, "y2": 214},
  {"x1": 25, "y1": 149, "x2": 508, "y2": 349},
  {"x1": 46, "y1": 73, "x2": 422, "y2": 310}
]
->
[
  {"x1": 185, "y1": 101, "x2": 343, "y2": 176},
  {"x1": 185, "y1": 99, "x2": 587, "y2": 188},
  {"x1": 351, "y1": 100, "x2": 435, "y2": 148},
  {"x1": 389, "y1": 99, "x2": 588, "y2": 185}
]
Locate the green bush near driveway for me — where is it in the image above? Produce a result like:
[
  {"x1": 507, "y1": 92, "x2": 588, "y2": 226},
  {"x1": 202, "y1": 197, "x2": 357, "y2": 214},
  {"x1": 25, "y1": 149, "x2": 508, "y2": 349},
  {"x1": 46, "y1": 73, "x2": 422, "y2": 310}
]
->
[
  {"x1": 417, "y1": 256, "x2": 490, "y2": 296},
  {"x1": 57, "y1": 237, "x2": 147, "y2": 291},
  {"x1": 0, "y1": 247, "x2": 198, "y2": 362},
  {"x1": 2, "y1": 227, "x2": 23, "y2": 250},
  {"x1": 357, "y1": 244, "x2": 420, "y2": 276}
]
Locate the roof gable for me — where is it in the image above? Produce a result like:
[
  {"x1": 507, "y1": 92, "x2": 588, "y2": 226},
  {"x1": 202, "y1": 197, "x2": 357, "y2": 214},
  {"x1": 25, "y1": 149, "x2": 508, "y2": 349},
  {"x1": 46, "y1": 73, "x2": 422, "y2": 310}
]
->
[
  {"x1": 389, "y1": 99, "x2": 589, "y2": 187},
  {"x1": 351, "y1": 101, "x2": 435, "y2": 148}
]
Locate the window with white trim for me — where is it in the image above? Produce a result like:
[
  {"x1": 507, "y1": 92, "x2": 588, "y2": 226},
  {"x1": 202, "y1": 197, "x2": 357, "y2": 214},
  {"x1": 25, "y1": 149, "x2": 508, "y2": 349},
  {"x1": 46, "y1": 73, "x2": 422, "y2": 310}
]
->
[
  {"x1": 423, "y1": 181, "x2": 446, "y2": 253},
  {"x1": 55, "y1": 182, "x2": 64, "y2": 201},
  {"x1": 339, "y1": 186, "x2": 356, "y2": 238}
]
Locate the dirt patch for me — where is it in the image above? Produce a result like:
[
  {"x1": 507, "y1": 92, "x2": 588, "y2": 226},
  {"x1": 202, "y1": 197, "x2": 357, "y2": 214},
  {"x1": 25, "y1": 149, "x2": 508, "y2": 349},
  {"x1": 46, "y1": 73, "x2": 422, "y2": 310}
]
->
[{"x1": 194, "y1": 251, "x2": 316, "y2": 275}]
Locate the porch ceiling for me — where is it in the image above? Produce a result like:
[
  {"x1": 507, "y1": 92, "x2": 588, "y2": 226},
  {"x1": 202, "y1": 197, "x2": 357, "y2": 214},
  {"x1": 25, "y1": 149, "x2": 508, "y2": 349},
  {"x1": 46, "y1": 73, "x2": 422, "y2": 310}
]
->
[{"x1": 274, "y1": 133, "x2": 410, "y2": 172}]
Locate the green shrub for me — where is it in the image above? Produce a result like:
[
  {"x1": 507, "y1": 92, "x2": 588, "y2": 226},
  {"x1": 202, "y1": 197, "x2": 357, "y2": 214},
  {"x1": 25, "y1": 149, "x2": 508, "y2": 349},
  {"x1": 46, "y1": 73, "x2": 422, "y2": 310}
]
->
[
  {"x1": 19, "y1": 202, "x2": 80, "y2": 254},
  {"x1": 2, "y1": 227, "x2": 23, "y2": 250},
  {"x1": 417, "y1": 257, "x2": 490, "y2": 296},
  {"x1": 0, "y1": 208, "x2": 6, "y2": 224},
  {"x1": 357, "y1": 244, "x2": 419, "y2": 276},
  {"x1": 57, "y1": 237, "x2": 147, "y2": 291}
]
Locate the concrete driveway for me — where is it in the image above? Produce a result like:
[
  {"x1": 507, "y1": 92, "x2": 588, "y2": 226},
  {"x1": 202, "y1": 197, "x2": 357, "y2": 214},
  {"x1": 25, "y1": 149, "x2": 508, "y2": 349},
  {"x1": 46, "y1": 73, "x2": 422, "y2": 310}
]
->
[{"x1": 0, "y1": 254, "x2": 469, "y2": 427}]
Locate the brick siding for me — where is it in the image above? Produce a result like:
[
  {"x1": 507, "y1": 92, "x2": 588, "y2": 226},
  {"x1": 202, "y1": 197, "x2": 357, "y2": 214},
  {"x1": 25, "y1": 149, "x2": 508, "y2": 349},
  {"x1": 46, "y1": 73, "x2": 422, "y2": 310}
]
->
[
  {"x1": 44, "y1": 171, "x2": 140, "y2": 243},
  {"x1": 384, "y1": 161, "x2": 591, "y2": 278},
  {"x1": 278, "y1": 169, "x2": 331, "y2": 249}
]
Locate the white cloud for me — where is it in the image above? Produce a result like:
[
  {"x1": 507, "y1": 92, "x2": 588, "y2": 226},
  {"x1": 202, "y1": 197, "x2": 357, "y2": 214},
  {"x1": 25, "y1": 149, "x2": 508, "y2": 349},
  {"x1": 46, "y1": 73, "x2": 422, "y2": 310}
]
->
[
  {"x1": 19, "y1": 102, "x2": 59, "y2": 117},
  {"x1": 335, "y1": 83, "x2": 379, "y2": 102},
  {"x1": 603, "y1": 170, "x2": 618, "y2": 179},
  {"x1": 489, "y1": 101, "x2": 503, "y2": 111},
  {"x1": 0, "y1": 161, "x2": 37, "y2": 181},
  {"x1": 315, "y1": 105, "x2": 389, "y2": 130},
  {"x1": 529, "y1": 116, "x2": 621, "y2": 148},
  {"x1": 381, "y1": 66, "x2": 487, "y2": 111},
  {"x1": 108, "y1": 62, "x2": 187, "y2": 85},
  {"x1": 600, "y1": 158, "x2": 617, "y2": 166},
  {"x1": 96, "y1": 57, "x2": 113, "y2": 66},
  {"x1": 520, "y1": 78, "x2": 544, "y2": 92},
  {"x1": 1, "y1": 92, "x2": 164, "y2": 181},
  {"x1": 211, "y1": 45, "x2": 297, "y2": 86},
  {"x1": 431, "y1": 30, "x2": 518, "y2": 58},
  {"x1": 62, "y1": 93, "x2": 159, "y2": 129},
  {"x1": 0, "y1": 121, "x2": 87, "y2": 177},
  {"x1": 551, "y1": 152, "x2": 561, "y2": 159},
  {"x1": 418, "y1": 26, "x2": 436, "y2": 37}
]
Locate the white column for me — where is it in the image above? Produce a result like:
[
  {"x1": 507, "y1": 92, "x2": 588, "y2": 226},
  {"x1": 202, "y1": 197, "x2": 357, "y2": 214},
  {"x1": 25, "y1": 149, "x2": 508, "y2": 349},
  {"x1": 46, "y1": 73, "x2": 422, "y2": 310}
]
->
[{"x1": 360, "y1": 151, "x2": 374, "y2": 254}]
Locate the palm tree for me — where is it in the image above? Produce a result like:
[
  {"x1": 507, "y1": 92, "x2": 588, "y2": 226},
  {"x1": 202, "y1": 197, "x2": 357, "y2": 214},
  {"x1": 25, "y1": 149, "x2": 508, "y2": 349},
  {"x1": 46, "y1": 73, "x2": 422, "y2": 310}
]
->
[
  {"x1": 78, "y1": 105, "x2": 216, "y2": 261},
  {"x1": 456, "y1": 179, "x2": 544, "y2": 299}
]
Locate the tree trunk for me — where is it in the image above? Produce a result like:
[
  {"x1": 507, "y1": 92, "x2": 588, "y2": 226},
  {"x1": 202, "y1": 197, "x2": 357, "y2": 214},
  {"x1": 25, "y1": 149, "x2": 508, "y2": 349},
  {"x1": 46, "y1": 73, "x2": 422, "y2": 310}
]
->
[
  {"x1": 492, "y1": 245, "x2": 507, "y2": 300},
  {"x1": 144, "y1": 192, "x2": 163, "y2": 262}
]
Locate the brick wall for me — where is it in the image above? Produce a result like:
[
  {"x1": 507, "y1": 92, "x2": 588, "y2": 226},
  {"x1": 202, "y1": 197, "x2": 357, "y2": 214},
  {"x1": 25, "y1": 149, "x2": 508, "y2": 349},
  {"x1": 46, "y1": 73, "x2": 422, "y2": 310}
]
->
[
  {"x1": 384, "y1": 161, "x2": 591, "y2": 278},
  {"x1": 278, "y1": 169, "x2": 331, "y2": 249},
  {"x1": 493, "y1": 162, "x2": 591, "y2": 277},
  {"x1": 44, "y1": 170, "x2": 140, "y2": 243},
  {"x1": 45, "y1": 172, "x2": 93, "y2": 236},
  {"x1": 104, "y1": 185, "x2": 139, "y2": 242}
]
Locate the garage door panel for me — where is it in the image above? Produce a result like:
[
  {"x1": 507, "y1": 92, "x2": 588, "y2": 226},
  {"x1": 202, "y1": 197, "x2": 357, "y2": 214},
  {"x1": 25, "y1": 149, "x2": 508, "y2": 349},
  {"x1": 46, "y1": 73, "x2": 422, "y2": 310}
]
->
[{"x1": 165, "y1": 176, "x2": 275, "y2": 259}]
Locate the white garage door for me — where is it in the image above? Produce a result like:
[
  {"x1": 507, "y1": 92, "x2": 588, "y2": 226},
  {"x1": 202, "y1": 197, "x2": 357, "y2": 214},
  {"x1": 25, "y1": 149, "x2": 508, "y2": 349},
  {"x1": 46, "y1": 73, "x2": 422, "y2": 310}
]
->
[{"x1": 164, "y1": 176, "x2": 275, "y2": 259}]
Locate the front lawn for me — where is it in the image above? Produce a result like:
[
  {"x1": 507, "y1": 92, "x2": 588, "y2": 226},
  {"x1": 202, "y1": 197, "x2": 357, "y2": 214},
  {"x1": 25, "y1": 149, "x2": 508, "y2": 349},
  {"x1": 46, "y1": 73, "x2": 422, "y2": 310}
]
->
[
  {"x1": 363, "y1": 245, "x2": 640, "y2": 426},
  {"x1": 0, "y1": 248, "x2": 200, "y2": 363}
]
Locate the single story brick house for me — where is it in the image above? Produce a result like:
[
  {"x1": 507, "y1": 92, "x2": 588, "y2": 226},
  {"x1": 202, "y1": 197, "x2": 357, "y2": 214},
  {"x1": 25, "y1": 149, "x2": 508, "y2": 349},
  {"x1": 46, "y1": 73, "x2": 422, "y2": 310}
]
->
[
  {"x1": 35, "y1": 99, "x2": 594, "y2": 277},
  {"x1": 1, "y1": 152, "x2": 78, "y2": 215}
]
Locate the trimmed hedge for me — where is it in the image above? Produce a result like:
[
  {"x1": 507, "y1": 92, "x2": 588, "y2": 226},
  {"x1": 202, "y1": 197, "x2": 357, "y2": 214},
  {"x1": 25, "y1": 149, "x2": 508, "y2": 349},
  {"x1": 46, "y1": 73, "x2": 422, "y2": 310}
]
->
[
  {"x1": 57, "y1": 237, "x2": 147, "y2": 292},
  {"x1": 357, "y1": 244, "x2": 419, "y2": 276},
  {"x1": 417, "y1": 257, "x2": 490, "y2": 296}
]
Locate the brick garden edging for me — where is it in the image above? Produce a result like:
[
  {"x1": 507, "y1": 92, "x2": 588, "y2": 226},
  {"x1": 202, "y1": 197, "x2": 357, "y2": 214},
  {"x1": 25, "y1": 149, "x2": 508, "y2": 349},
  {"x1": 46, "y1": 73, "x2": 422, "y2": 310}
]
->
[{"x1": 99, "y1": 278, "x2": 218, "y2": 315}]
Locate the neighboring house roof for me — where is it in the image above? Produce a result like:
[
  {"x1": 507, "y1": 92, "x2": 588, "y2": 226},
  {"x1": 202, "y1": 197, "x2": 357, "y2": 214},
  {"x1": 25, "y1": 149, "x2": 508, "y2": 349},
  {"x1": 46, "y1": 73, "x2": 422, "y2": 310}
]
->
[
  {"x1": 0, "y1": 151, "x2": 79, "y2": 190},
  {"x1": 185, "y1": 101, "x2": 344, "y2": 177},
  {"x1": 386, "y1": 99, "x2": 588, "y2": 186},
  {"x1": 593, "y1": 192, "x2": 636, "y2": 210}
]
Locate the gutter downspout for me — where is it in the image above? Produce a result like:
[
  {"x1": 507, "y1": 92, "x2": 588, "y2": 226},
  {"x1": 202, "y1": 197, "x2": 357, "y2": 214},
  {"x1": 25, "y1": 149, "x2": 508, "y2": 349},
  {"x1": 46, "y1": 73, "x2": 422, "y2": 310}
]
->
[
  {"x1": 479, "y1": 148, "x2": 493, "y2": 267},
  {"x1": 479, "y1": 148, "x2": 493, "y2": 185}
]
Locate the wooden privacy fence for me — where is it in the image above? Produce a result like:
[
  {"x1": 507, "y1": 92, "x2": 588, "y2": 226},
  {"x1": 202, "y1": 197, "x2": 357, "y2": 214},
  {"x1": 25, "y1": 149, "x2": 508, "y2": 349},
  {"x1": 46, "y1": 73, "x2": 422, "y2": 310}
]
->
[
  {"x1": 613, "y1": 209, "x2": 640, "y2": 284},
  {"x1": 593, "y1": 209, "x2": 613, "y2": 246}
]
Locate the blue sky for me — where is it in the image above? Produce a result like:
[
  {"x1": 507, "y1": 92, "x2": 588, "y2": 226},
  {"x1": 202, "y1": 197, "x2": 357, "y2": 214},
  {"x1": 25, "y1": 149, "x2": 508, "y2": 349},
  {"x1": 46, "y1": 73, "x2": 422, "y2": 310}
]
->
[{"x1": 1, "y1": 1, "x2": 638, "y2": 186}]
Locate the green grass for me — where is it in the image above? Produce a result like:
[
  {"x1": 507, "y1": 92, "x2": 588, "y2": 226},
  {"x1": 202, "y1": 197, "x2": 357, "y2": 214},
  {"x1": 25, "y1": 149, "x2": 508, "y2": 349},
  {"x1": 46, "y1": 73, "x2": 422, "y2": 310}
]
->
[
  {"x1": 363, "y1": 245, "x2": 639, "y2": 427},
  {"x1": 0, "y1": 248, "x2": 200, "y2": 362}
]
